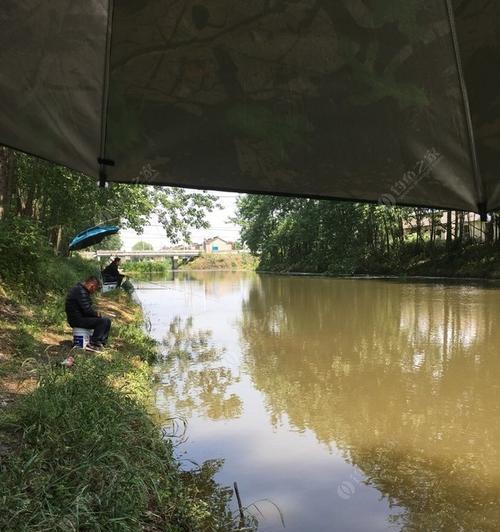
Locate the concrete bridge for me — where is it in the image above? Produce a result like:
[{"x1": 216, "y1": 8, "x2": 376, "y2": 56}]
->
[
  {"x1": 79, "y1": 249, "x2": 201, "y2": 268},
  {"x1": 81, "y1": 249, "x2": 201, "y2": 259}
]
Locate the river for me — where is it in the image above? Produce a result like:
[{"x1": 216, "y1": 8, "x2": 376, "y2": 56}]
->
[{"x1": 135, "y1": 271, "x2": 500, "y2": 531}]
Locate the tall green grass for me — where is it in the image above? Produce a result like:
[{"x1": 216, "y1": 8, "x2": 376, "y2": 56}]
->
[
  {"x1": 0, "y1": 218, "x2": 239, "y2": 530},
  {"x1": 0, "y1": 316, "x2": 234, "y2": 531},
  {"x1": 122, "y1": 259, "x2": 173, "y2": 275}
]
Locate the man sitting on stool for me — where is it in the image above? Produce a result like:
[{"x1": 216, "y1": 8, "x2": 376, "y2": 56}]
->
[
  {"x1": 101, "y1": 257, "x2": 125, "y2": 287},
  {"x1": 65, "y1": 276, "x2": 111, "y2": 350}
]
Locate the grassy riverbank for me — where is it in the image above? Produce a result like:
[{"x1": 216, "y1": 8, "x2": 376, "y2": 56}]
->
[
  {"x1": 0, "y1": 254, "x2": 235, "y2": 530},
  {"x1": 356, "y1": 242, "x2": 500, "y2": 279},
  {"x1": 121, "y1": 253, "x2": 258, "y2": 274},
  {"x1": 257, "y1": 243, "x2": 500, "y2": 280},
  {"x1": 180, "y1": 253, "x2": 258, "y2": 271}
]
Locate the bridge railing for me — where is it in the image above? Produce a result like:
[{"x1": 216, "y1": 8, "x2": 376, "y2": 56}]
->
[{"x1": 79, "y1": 250, "x2": 201, "y2": 259}]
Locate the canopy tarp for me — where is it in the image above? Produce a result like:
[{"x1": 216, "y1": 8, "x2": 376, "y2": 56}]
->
[{"x1": 1, "y1": 0, "x2": 499, "y2": 214}]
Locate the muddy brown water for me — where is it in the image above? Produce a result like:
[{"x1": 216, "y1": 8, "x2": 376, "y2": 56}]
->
[{"x1": 136, "y1": 272, "x2": 500, "y2": 532}]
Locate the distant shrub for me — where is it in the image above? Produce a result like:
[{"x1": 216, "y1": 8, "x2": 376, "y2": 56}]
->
[
  {"x1": 181, "y1": 252, "x2": 258, "y2": 271},
  {"x1": 121, "y1": 259, "x2": 173, "y2": 274}
]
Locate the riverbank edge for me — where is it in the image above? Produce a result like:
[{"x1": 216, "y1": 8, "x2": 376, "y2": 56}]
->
[
  {"x1": 254, "y1": 243, "x2": 500, "y2": 280},
  {"x1": 256, "y1": 246, "x2": 500, "y2": 282},
  {"x1": 121, "y1": 253, "x2": 258, "y2": 275},
  {"x1": 255, "y1": 270, "x2": 500, "y2": 282},
  {"x1": 0, "y1": 283, "x2": 234, "y2": 530}
]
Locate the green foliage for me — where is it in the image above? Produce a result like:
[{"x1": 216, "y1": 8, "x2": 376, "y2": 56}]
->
[
  {"x1": 10, "y1": 153, "x2": 157, "y2": 251},
  {"x1": 122, "y1": 259, "x2": 173, "y2": 274},
  {"x1": 181, "y1": 253, "x2": 258, "y2": 271},
  {"x1": 0, "y1": 217, "x2": 97, "y2": 297},
  {"x1": 235, "y1": 195, "x2": 500, "y2": 277},
  {"x1": 155, "y1": 187, "x2": 220, "y2": 244},
  {"x1": 132, "y1": 240, "x2": 154, "y2": 251},
  {"x1": 90, "y1": 233, "x2": 123, "y2": 251},
  {"x1": 2, "y1": 150, "x2": 219, "y2": 252},
  {"x1": 236, "y1": 196, "x2": 366, "y2": 273},
  {"x1": 0, "y1": 217, "x2": 50, "y2": 285}
]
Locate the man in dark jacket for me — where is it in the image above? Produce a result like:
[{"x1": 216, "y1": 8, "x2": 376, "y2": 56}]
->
[
  {"x1": 65, "y1": 276, "x2": 111, "y2": 349},
  {"x1": 101, "y1": 257, "x2": 124, "y2": 287}
]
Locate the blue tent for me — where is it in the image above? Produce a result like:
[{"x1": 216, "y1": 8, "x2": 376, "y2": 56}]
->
[{"x1": 68, "y1": 225, "x2": 119, "y2": 251}]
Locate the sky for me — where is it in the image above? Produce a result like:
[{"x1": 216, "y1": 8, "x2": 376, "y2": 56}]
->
[{"x1": 121, "y1": 191, "x2": 242, "y2": 251}]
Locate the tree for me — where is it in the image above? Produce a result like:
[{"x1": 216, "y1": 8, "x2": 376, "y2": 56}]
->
[
  {"x1": 133, "y1": 241, "x2": 153, "y2": 251},
  {"x1": 92, "y1": 234, "x2": 123, "y2": 251},
  {"x1": 155, "y1": 187, "x2": 220, "y2": 244},
  {"x1": 235, "y1": 194, "x2": 499, "y2": 274},
  {"x1": 0, "y1": 147, "x2": 14, "y2": 219},
  {"x1": 0, "y1": 149, "x2": 219, "y2": 253}
]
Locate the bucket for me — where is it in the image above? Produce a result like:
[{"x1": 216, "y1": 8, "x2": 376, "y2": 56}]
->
[
  {"x1": 102, "y1": 282, "x2": 116, "y2": 294},
  {"x1": 72, "y1": 327, "x2": 94, "y2": 348}
]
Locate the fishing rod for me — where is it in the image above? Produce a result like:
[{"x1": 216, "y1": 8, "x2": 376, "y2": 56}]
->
[
  {"x1": 133, "y1": 277, "x2": 228, "y2": 307},
  {"x1": 131, "y1": 277, "x2": 217, "y2": 299}
]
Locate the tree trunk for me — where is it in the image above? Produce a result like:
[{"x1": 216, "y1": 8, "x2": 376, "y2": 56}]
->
[
  {"x1": 50, "y1": 225, "x2": 64, "y2": 254},
  {"x1": 415, "y1": 210, "x2": 423, "y2": 245},
  {"x1": 383, "y1": 217, "x2": 390, "y2": 254},
  {"x1": 446, "y1": 210, "x2": 452, "y2": 249},
  {"x1": 430, "y1": 212, "x2": 435, "y2": 247},
  {"x1": 454, "y1": 211, "x2": 460, "y2": 243},
  {"x1": 0, "y1": 147, "x2": 13, "y2": 219},
  {"x1": 485, "y1": 216, "x2": 494, "y2": 244},
  {"x1": 458, "y1": 212, "x2": 464, "y2": 244}
]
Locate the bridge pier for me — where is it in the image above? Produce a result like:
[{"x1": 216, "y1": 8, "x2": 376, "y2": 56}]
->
[{"x1": 172, "y1": 256, "x2": 177, "y2": 270}]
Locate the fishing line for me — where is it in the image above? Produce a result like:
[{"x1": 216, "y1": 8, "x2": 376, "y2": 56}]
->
[
  {"x1": 135, "y1": 279, "x2": 236, "y2": 321},
  {"x1": 135, "y1": 278, "x2": 221, "y2": 302}
]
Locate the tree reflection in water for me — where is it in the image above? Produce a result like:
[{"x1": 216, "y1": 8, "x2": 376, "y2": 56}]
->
[
  {"x1": 156, "y1": 316, "x2": 242, "y2": 421},
  {"x1": 239, "y1": 276, "x2": 500, "y2": 530}
]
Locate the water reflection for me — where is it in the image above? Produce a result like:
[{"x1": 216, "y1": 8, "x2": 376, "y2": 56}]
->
[
  {"x1": 240, "y1": 277, "x2": 500, "y2": 530},
  {"x1": 156, "y1": 316, "x2": 242, "y2": 420}
]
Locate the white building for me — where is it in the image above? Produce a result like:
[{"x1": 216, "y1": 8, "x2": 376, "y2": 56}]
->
[{"x1": 203, "y1": 236, "x2": 233, "y2": 253}]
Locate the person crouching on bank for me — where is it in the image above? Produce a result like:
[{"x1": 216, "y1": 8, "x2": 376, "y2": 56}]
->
[
  {"x1": 65, "y1": 276, "x2": 111, "y2": 351},
  {"x1": 102, "y1": 257, "x2": 125, "y2": 287}
]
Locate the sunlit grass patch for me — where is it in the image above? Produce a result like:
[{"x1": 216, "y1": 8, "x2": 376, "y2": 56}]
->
[
  {"x1": 0, "y1": 285, "x2": 236, "y2": 531},
  {"x1": 0, "y1": 351, "x2": 234, "y2": 531}
]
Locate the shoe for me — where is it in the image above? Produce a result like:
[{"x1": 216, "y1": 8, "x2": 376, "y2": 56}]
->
[{"x1": 86, "y1": 343, "x2": 103, "y2": 352}]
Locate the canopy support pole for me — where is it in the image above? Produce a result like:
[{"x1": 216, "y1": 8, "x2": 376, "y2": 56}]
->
[
  {"x1": 98, "y1": 0, "x2": 115, "y2": 188},
  {"x1": 478, "y1": 202, "x2": 488, "y2": 223},
  {"x1": 445, "y1": 0, "x2": 486, "y2": 218},
  {"x1": 98, "y1": 157, "x2": 114, "y2": 188},
  {"x1": 99, "y1": 169, "x2": 106, "y2": 188}
]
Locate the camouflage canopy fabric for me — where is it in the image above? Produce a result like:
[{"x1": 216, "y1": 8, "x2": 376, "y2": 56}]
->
[{"x1": 0, "y1": 0, "x2": 499, "y2": 213}]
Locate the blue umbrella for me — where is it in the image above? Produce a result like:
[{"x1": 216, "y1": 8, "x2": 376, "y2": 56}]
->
[{"x1": 68, "y1": 225, "x2": 119, "y2": 251}]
